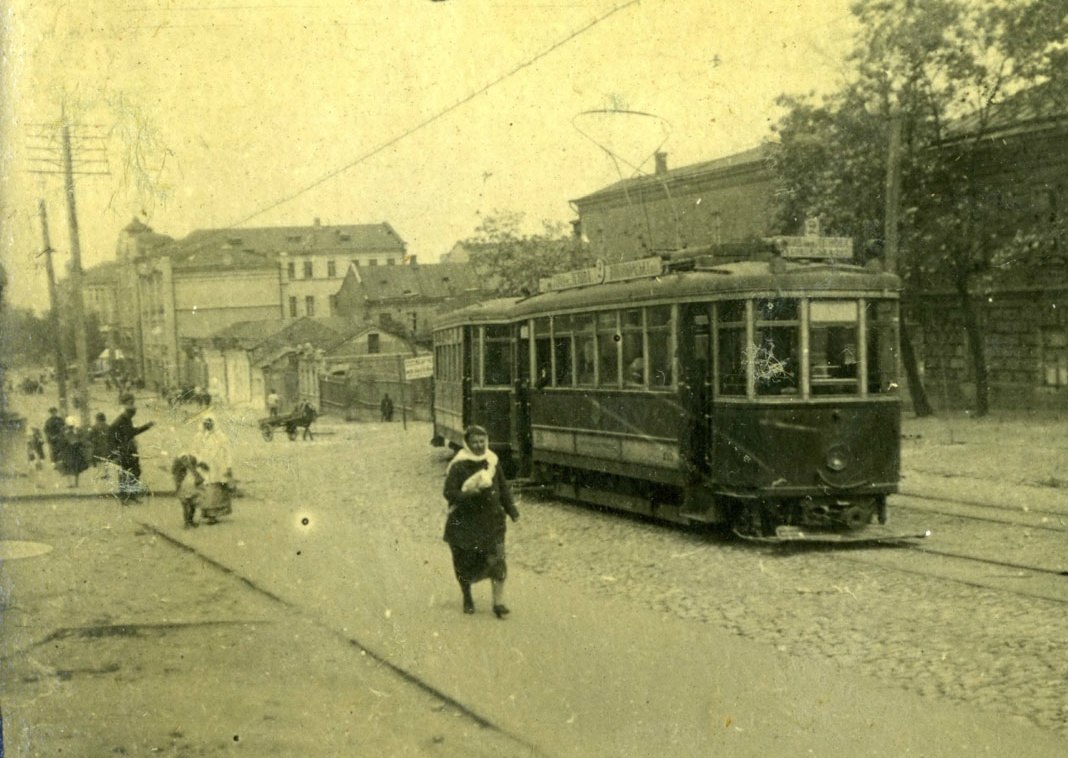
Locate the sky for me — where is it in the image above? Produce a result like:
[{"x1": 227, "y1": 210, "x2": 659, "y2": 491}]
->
[{"x1": 0, "y1": 0, "x2": 858, "y2": 311}]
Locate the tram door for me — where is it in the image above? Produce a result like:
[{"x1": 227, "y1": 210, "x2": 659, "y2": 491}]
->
[{"x1": 678, "y1": 304, "x2": 712, "y2": 477}]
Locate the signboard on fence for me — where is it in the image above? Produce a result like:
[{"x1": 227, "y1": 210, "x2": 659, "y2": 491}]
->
[{"x1": 403, "y1": 354, "x2": 433, "y2": 380}]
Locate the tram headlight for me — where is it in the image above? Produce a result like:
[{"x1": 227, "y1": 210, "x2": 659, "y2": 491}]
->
[{"x1": 825, "y1": 446, "x2": 849, "y2": 472}]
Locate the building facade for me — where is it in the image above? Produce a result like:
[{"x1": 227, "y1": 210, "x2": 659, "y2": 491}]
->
[{"x1": 571, "y1": 147, "x2": 775, "y2": 262}]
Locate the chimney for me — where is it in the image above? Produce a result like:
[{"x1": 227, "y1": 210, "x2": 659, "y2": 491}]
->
[{"x1": 654, "y1": 152, "x2": 668, "y2": 176}]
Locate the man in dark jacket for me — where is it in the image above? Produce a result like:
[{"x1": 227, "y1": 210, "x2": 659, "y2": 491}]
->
[{"x1": 109, "y1": 393, "x2": 154, "y2": 503}]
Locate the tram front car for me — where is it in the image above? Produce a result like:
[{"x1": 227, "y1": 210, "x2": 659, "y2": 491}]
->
[
  {"x1": 510, "y1": 251, "x2": 902, "y2": 542},
  {"x1": 686, "y1": 259, "x2": 902, "y2": 539}
]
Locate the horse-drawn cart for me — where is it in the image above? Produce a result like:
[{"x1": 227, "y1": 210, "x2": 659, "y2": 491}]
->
[{"x1": 259, "y1": 403, "x2": 317, "y2": 441}]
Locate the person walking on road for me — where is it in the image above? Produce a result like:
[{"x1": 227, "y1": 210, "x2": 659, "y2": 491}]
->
[
  {"x1": 380, "y1": 393, "x2": 394, "y2": 422},
  {"x1": 191, "y1": 414, "x2": 233, "y2": 524},
  {"x1": 443, "y1": 425, "x2": 519, "y2": 618},
  {"x1": 109, "y1": 393, "x2": 154, "y2": 503},
  {"x1": 43, "y1": 407, "x2": 64, "y2": 465},
  {"x1": 266, "y1": 388, "x2": 280, "y2": 418},
  {"x1": 57, "y1": 416, "x2": 90, "y2": 488},
  {"x1": 89, "y1": 412, "x2": 111, "y2": 472}
]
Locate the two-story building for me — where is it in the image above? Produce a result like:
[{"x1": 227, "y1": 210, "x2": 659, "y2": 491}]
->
[{"x1": 571, "y1": 147, "x2": 775, "y2": 262}]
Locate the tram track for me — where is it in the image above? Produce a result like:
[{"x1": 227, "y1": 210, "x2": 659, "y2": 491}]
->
[{"x1": 892, "y1": 490, "x2": 1068, "y2": 533}]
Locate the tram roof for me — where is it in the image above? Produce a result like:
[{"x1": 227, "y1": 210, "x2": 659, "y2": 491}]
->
[
  {"x1": 434, "y1": 297, "x2": 522, "y2": 329},
  {"x1": 509, "y1": 259, "x2": 900, "y2": 318}
]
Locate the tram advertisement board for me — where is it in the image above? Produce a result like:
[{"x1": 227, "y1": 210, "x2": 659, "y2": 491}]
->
[{"x1": 540, "y1": 256, "x2": 663, "y2": 293}]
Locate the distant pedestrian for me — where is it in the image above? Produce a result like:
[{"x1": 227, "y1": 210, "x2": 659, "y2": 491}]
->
[
  {"x1": 57, "y1": 416, "x2": 90, "y2": 487},
  {"x1": 172, "y1": 454, "x2": 204, "y2": 529},
  {"x1": 27, "y1": 428, "x2": 46, "y2": 488},
  {"x1": 266, "y1": 388, "x2": 280, "y2": 418},
  {"x1": 43, "y1": 407, "x2": 65, "y2": 464},
  {"x1": 109, "y1": 393, "x2": 155, "y2": 503},
  {"x1": 89, "y1": 412, "x2": 111, "y2": 469},
  {"x1": 380, "y1": 393, "x2": 394, "y2": 422},
  {"x1": 442, "y1": 425, "x2": 519, "y2": 618}
]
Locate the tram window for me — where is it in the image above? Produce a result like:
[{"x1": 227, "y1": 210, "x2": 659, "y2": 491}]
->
[
  {"x1": 597, "y1": 311, "x2": 619, "y2": 387},
  {"x1": 554, "y1": 333, "x2": 573, "y2": 386},
  {"x1": 753, "y1": 326, "x2": 798, "y2": 395},
  {"x1": 534, "y1": 318, "x2": 552, "y2": 388},
  {"x1": 484, "y1": 327, "x2": 512, "y2": 387},
  {"x1": 717, "y1": 327, "x2": 747, "y2": 396},
  {"x1": 470, "y1": 329, "x2": 482, "y2": 385},
  {"x1": 810, "y1": 301, "x2": 859, "y2": 396},
  {"x1": 718, "y1": 300, "x2": 746, "y2": 325},
  {"x1": 622, "y1": 309, "x2": 644, "y2": 386},
  {"x1": 755, "y1": 298, "x2": 798, "y2": 321},
  {"x1": 867, "y1": 301, "x2": 899, "y2": 394},
  {"x1": 647, "y1": 305, "x2": 672, "y2": 387},
  {"x1": 574, "y1": 314, "x2": 596, "y2": 386}
]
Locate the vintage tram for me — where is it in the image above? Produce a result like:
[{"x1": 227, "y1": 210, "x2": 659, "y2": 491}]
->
[{"x1": 432, "y1": 248, "x2": 902, "y2": 540}]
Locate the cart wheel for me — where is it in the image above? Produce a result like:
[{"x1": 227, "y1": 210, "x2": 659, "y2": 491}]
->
[
  {"x1": 261, "y1": 424, "x2": 273, "y2": 441},
  {"x1": 287, "y1": 426, "x2": 299, "y2": 441}
]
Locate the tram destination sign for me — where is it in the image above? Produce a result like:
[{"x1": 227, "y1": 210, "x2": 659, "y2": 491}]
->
[
  {"x1": 539, "y1": 256, "x2": 663, "y2": 293},
  {"x1": 770, "y1": 235, "x2": 854, "y2": 260}
]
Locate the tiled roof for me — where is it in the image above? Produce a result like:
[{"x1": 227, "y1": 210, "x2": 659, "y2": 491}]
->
[
  {"x1": 166, "y1": 222, "x2": 406, "y2": 260},
  {"x1": 343, "y1": 262, "x2": 483, "y2": 302},
  {"x1": 248, "y1": 318, "x2": 349, "y2": 363},
  {"x1": 572, "y1": 144, "x2": 774, "y2": 205}
]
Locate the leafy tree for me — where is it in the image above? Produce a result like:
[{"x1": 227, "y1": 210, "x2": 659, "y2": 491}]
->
[
  {"x1": 771, "y1": 0, "x2": 1068, "y2": 416},
  {"x1": 461, "y1": 210, "x2": 591, "y2": 297}
]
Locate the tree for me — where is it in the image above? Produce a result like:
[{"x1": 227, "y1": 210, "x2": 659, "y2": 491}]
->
[
  {"x1": 461, "y1": 211, "x2": 591, "y2": 297},
  {"x1": 771, "y1": 0, "x2": 1068, "y2": 416}
]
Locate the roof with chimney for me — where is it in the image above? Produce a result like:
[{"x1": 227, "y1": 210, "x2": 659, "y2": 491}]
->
[{"x1": 571, "y1": 144, "x2": 774, "y2": 206}]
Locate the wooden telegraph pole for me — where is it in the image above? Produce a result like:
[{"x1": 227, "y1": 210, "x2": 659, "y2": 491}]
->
[
  {"x1": 37, "y1": 200, "x2": 69, "y2": 413},
  {"x1": 61, "y1": 123, "x2": 92, "y2": 427}
]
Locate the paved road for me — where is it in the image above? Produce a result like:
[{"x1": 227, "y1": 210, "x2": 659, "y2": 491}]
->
[{"x1": 3, "y1": 386, "x2": 1066, "y2": 755}]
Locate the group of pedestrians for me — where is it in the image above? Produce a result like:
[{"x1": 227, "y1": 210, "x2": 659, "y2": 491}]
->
[{"x1": 31, "y1": 393, "x2": 154, "y2": 497}]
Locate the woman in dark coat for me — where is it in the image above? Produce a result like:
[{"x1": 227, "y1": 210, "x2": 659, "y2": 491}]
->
[
  {"x1": 443, "y1": 425, "x2": 519, "y2": 618},
  {"x1": 57, "y1": 416, "x2": 90, "y2": 487}
]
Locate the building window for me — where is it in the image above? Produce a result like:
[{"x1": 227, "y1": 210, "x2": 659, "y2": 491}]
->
[
  {"x1": 287, "y1": 262, "x2": 295, "y2": 279},
  {"x1": 289, "y1": 296, "x2": 298, "y2": 318},
  {"x1": 368, "y1": 259, "x2": 378, "y2": 267},
  {"x1": 327, "y1": 260, "x2": 336, "y2": 277},
  {"x1": 1041, "y1": 327, "x2": 1068, "y2": 387},
  {"x1": 303, "y1": 261, "x2": 313, "y2": 279},
  {"x1": 368, "y1": 333, "x2": 380, "y2": 354},
  {"x1": 329, "y1": 294, "x2": 338, "y2": 315},
  {"x1": 351, "y1": 259, "x2": 360, "y2": 268},
  {"x1": 387, "y1": 258, "x2": 396, "y2": 266},
  {"x1": 305, "y1": 296, "x2": 315, "y2": 317}
]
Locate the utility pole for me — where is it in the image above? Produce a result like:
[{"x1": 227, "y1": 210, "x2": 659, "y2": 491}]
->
[
  {"x1": 28, "y1": 117, "x2": 109, "y2": 428},
  {"x1": 38, "y1": 200, "x2": 69, "y2": 414},
  {"x1": 61, "y1": 123, "x2": 92, "y2": 427},
  {"x1": 883, "y1": 108, "x2": 933, "y2": 416}
]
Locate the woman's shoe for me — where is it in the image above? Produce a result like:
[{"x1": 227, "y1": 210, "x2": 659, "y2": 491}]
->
[{"x1": 492, "y1": 604, "x2": 510, "y2": 619}]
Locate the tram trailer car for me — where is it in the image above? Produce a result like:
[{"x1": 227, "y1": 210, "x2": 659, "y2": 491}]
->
[
  {"x1": 433, "y1": 255, "x2": 902, "y2": 539},
  {"x1": 431, "y1": 298, "x2": 523, "y2": 474}
]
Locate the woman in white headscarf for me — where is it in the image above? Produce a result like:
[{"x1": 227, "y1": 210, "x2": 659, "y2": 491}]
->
[
  {"x1": 191, "y1": 414, "x2": 233, "y2": 524},
  {"x1": 442, "y1": 425, "x2": 519, "y2": 618}
]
